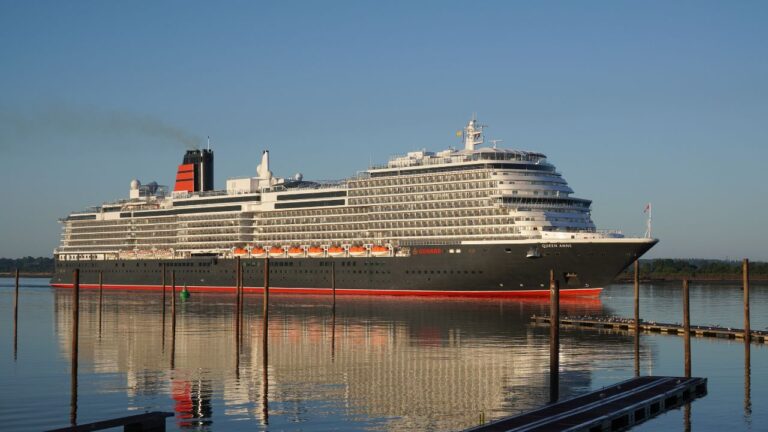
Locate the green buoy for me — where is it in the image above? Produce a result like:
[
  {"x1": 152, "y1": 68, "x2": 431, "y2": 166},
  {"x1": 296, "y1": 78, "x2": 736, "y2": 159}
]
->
[{"x1": 180, "y1": 284, "x2": 190, "y2": 301}]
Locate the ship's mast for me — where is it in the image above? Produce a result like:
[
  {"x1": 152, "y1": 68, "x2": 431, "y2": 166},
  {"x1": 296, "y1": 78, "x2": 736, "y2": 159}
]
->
[
  {"x1": 644, "y1": 202, "x2": 653, "y2": 238},
  {"x1": 463, "y1": 114, "x2": 486, "y2": 151}
]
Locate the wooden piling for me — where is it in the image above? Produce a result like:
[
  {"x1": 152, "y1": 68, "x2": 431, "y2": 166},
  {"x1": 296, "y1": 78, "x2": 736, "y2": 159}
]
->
[
  {"x1": 71, "y1": 269, "x2": 80, "y2": 426},
  {"x1": 161, "y1": 264, "x2": 166, "y2": 346},
  {"x1": 238, "y1": 258, "x2": 244, "y2": 342},
  {"x1": 331, "y1": 261, "x2": 337, "y2": 361},
  {"x1": 331, "y1": 261, "x2": 336, "y2": 313},
  {"x1": 634, "y1": 260, "x2": 640, "y2": 377},
  {"x1": 683, "y1": 278, "x2": 691, "y2": 378},
  {"x1": 549, "y1": 269, "x2": 560, "y2": 403},
  {"x1": 263, "y1": 257, "x2": 270, "y2": 353},
  {"x1": 236, "y1": 257, "x2": 242, "y2": 324},
  {"x1": 171, "y1": 270, "x2": 176, "y2": 369},
  {"x1": 743, "y1": 258, "x2": 750, "y2": 344},
  {"x1": 161, "y1": 264, "x2": 167, "y2": 319},
  {"x1": 235, "y1": 258, "x2": 241, "y2": 378},
  {"x1": 171, "y1": 270, "x2": 177, "y2": 335},
  {"x1": 261, "y1": 257, "x2": 270, "y2": 424},
  {"x1": 13, "y1": 269, "x2": 19, "y2": 359},
  {"x1": 98, "y1": 270, "x2": 103, "y2": 337}
]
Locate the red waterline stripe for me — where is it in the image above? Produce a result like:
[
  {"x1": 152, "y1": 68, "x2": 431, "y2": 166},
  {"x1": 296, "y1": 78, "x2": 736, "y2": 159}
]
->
[{"x1": 50, "y1": 283, "x2": 601, "y2": 298}]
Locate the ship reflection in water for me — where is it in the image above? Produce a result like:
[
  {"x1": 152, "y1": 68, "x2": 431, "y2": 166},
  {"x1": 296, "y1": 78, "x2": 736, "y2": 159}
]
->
[{"x1": 52, "y1": 289, "x2": 639, "y2": 431}]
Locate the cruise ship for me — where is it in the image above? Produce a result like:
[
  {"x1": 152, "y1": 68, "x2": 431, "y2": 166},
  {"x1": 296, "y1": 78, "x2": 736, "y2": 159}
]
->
[{"x1": 51, "y1": 117, "x2": 657, "y2": 297}]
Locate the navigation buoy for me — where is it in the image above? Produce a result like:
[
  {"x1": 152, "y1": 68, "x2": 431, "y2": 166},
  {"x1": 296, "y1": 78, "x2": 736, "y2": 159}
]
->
[{"x1": 180, "y1": 285, "x2": 190, "y2": 301}]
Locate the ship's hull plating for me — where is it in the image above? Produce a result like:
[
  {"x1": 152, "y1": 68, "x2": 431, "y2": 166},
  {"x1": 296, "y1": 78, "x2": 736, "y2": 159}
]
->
[{"x1": 51, "y1": 240, "x2": 657, "y2": 297}]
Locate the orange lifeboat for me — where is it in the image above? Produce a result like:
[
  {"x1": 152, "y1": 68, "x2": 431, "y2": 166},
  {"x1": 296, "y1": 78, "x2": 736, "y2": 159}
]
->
[
  {"x1": 327, "y1": 246, "x2": 345, "y2": 257},
  {"x1": 288, "y1": 247, "x2": 304, "y2": 258},
  {"x1": 251, "y1": 246, "x2": 266, "y2": 258},
  {"x1": 371, "y1": 245, "x2": 389, "y2": 257},
  {"x1": 268, "y1": 246, "x2": 285, "y2": 257},
  {"x1": 349, "y1": 246, "x2": 367, "y2": 257},
  {"x1": 308, "y1": 246, "x2": 324, "y2": 258},
  {"x1": 233, "y1": 247, "x2": 248, "y2": 256}
]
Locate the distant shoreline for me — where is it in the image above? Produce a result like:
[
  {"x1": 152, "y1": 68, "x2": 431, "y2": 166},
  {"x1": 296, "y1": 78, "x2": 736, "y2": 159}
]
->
[
  {"x1": 2, "y1": 273, "x2": 766, "y2": 283},
  {"x1": 2, "y1": 257, "x2": 767, "y2": 283},
  {"x1": 0, "y1": 272, "x2": 52, "y2": 278},
  {"x1": 614, "y1": 275, "x2": 768, "y2": 282}
]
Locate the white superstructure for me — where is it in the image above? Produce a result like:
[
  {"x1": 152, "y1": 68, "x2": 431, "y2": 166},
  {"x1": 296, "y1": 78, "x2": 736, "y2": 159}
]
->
[{"x1": 56, "y1": 117, "x2": 621, "y2": 261}]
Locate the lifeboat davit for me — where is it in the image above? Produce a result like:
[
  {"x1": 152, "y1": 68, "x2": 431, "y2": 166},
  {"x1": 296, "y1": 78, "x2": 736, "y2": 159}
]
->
[
  {"x1": 233, "y1": 247, "x2": 248, "y2": 256},
  {"x1": 349, "y1": 246, "x2": 367, "y2": 257},
  {"x1": 288, "y1": 247, "x2": 304, "y2": 258},
  {"x1": 269, "y1": 246, "x2": 285, "y2": 257},
  {"x1": 371, "y1": 245, "x2": 389, "y2": 257},
  {"x1": 327, "y1": 246, "x2": 345, "y2": 257},
  {"x1": 308, "y1": 246, "x2": 324, "y2": 258},
  {"x1": 251, "y1": 247, "x2": 267, "y2": 258}
]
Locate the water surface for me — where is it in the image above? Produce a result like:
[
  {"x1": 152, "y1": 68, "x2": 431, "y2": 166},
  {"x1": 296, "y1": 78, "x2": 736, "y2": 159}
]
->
[{"x1": 1, "y1": 278, "x2": 766, "y2": 431}]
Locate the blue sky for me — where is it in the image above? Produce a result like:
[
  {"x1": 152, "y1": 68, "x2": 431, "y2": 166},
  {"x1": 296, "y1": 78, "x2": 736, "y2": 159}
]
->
[{"x1": 1, "y1": 1, "x2": 766, "y2": 260}]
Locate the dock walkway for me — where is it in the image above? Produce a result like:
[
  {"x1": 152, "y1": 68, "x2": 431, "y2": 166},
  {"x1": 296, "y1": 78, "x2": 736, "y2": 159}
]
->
[
  {"x1": 464, "y1": 376, "x2": 707, "y2": 432},
  {"x1": 531, "y1": 315, "x2": 767, "y2": 344}
]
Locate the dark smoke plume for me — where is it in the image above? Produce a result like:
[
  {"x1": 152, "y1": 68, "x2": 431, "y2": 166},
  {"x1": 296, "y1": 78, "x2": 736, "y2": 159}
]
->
[{"x1": 0, "y1": 106, "x2": 202, "y2": 149}]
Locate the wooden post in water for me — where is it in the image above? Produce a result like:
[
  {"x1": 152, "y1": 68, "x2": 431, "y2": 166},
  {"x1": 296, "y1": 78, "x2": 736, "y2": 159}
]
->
[
  {"x1": 71, "y1": 269, "x2": 80, "y2": 426},
  {"x1": 683, "y1": 278, "x2": 691, "y2": 378},
  {"x1": 263, "y1": 257, "x2": 270, "y2": 353},
  {"x1": 633, "y1": 260, "x2": 640, "y2": 377},
  {"x1": 331, "y1": 261, "x2": 336, "y2": 314},
  {"x1": 235, "y1": 257, "x2": 242, "y2": 377},
  {"x1": 98, "y1": 270, "x2": 103, "y2": 337},
  {"x1": 171, "y1": 270, "x2": 176, "y2": 369},
  {"x1": 13, "y1": 268, "x2": 19, "y2": 359},
  {"x1": 161, "y1": 264, "x2": 166, "y2": 346},
  {"x1": 239, "y1": 258, "x2": 244, "y2": 342},
  {"x1": 261, "y1": 257, "x2": 270, "y2": 424},
  {"x1": 549, "y1": 269, "x2": 560, "y2": 403},
  {"x1": 743, "y1": 258, "x2": 750, "y2": 344},
  {"x1": 331, "y1": 260, "x2": 337, "y2": 361},
  {"x1": 236, "y1": 257, "x2": 242, "y2": 321}
]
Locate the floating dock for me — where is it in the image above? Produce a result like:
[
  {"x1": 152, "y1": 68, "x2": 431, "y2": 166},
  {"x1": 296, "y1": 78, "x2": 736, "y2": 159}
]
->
[
  {"x1": 46, "y1": 411, "x2": 173, "y2": 432},
  {"x1": 531, "y1": 315, "x2": 767, "y2": 344},
  {"x1": 465, "y1": 376, "x2": 707, "y2": 432}
]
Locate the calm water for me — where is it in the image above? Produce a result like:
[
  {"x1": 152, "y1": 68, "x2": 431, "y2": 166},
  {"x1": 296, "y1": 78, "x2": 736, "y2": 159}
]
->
[{"x1": 1, "y1": 278, "x2": 766, "y2": 431}]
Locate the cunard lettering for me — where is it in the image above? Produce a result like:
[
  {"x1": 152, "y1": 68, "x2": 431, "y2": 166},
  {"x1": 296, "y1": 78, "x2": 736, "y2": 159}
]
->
[{"x1": 414, "y1": 248, "x2": 442, "y2": 255}]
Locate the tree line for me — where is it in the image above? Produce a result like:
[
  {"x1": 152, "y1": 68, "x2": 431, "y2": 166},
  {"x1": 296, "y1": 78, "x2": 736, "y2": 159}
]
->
[
  {"x1": 618, "y1": 258, "x2": 768, "y2": 280},
  {"x1": 0, "y1": 257, "x2": 55, "y2": 275},
  {"x1": 2, "y1": 256, "x2": 767, "y2": 280}
]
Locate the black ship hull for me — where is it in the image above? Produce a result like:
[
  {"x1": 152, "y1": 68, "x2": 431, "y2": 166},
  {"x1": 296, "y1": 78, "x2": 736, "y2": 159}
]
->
[{"x1": 51, "y1": 240, "x2": 657, "y2": 297}]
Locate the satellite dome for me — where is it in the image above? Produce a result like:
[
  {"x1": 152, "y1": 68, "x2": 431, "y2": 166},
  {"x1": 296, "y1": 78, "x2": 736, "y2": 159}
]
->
[
  {"x1": 130, "y1": 179, "x2": 141, "y2": 190},
  {"x1": 293, "y1": 173, "x2": 304, "y2": 181}
]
